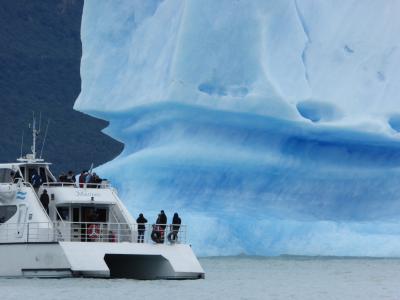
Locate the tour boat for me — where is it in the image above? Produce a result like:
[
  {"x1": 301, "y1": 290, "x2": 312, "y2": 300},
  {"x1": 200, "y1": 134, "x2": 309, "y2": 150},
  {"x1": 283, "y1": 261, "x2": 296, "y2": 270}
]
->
[{"x1": 0, "y1": 119, "x2": 204, "y2": 279}]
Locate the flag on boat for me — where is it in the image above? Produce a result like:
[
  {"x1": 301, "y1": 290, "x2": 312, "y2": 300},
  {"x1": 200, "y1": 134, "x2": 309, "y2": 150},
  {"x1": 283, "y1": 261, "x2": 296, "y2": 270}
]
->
[{"x1": 16, "y1": 191, "x2": 27, "y2": 200}]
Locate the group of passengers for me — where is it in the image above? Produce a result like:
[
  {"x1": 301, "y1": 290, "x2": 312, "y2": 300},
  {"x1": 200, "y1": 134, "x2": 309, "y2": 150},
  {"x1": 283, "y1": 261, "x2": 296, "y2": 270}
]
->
[
  {"x1": 136, "y1": 210, "x2": 182, "y2": 244},
  {"x1": 37, "y1": 169, "x2": 103, "y2": 215},
  {"x1": 58, "y1": 171, "x2": 75, "y2": 183},
  {"x1": 77, "y1": 170, "x2": 102, "y2": 188},
  {"x1": 9, "y1": 168, "x2": 104, "y2": 189},
  {"x1": 57, "y1": 170, "x2": 103, "y2": 188}
]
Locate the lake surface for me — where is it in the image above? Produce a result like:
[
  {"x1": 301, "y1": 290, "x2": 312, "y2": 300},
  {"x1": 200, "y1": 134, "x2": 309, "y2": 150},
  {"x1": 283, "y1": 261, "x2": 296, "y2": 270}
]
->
[{"x1": 1, "y1": 256, "x2": 400, "y2": 300}]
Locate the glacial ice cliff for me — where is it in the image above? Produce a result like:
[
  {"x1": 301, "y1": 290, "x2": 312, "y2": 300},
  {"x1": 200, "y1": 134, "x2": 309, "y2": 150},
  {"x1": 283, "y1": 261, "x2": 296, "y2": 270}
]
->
[{"x1": 75, "y1": 0, "x2": 400, "y2": 256}]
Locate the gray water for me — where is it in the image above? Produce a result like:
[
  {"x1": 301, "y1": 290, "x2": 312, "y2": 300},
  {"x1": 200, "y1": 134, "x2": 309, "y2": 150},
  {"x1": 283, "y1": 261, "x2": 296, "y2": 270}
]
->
[{"x1": 1, "y1": 256, "x2": 400, "y2": 300}]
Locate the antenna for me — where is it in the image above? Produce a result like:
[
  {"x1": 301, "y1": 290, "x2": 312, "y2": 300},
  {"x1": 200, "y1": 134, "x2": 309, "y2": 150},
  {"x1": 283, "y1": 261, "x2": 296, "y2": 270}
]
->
[
  {"x1": 17, "y1": 112, "x2": 46, "y2": 162},
  {"x1": 19, "y1": 130, "x2": 24, "y2": 159},
  {"x1": 40, "y1": 119, "x2": 50, "y2": 159},
  {"x1": 30, "y1": 111, "x2": 40, "y2": 160},
  {"x1": 38, "y1": 112, "x2": 42, "y2": 133},
  {"x1": 31, "y1": 112, "x2": 36, "y2": 159}
]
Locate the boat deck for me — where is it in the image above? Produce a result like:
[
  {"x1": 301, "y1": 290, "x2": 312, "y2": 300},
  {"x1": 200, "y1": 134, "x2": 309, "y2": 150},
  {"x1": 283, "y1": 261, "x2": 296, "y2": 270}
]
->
[{"x1": 0, "y1": 222, "x2": 187, "y2": 244}]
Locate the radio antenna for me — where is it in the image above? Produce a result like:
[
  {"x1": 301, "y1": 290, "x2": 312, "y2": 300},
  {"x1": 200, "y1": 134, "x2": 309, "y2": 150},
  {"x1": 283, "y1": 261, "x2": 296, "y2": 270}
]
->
[
  {"x1": 38, "y1": 112, "x2": 42, "y2": 133},
  {"x1": 40, "y1": 119, "x2": 50, "y2": 159},
  {"x1": 19, "y1": 130, "x2": 24, "y2": 159},
  {"x1": 30, "y1": 111, "x2": 39, "y2": 159}
]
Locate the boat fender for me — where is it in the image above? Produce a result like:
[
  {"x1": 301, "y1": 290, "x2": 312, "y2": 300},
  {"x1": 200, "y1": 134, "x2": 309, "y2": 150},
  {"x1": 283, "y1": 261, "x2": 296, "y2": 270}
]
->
[
  {"x1": 88, "y1": 224, "x2": 100, "y2": 241},
  {"x1": 151, "y1": 230, "x2": 161, "y2": 243},
  {"x1": 167, "y1": 232, "x2": 177, "y2": 243}
]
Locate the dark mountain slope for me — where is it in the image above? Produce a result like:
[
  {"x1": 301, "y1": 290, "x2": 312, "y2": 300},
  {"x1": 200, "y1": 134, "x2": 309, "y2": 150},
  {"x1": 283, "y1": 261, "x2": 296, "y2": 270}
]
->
[{"x1": 0, "y1": 0, "x2": 123, "y2": 176}]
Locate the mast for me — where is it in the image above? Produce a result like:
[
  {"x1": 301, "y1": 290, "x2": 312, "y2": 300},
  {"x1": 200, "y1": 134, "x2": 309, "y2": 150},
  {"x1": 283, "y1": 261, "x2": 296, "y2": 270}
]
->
[
  {"x1": 17, "y1": 113, "x2": 44, "y2": 163},
  {"x1": 31, "y1": 114, "x2": 38, "y2": 160}
]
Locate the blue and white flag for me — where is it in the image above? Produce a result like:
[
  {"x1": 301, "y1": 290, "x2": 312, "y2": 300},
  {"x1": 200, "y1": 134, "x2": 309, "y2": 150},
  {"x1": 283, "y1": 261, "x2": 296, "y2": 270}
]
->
[{"x1": 16, "y1": 191, "x2": 27, "y2": 200}]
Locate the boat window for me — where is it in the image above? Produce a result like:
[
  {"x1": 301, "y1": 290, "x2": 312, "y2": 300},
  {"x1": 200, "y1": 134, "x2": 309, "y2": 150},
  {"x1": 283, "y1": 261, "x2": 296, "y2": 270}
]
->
[
  {"x1": 28, "y1": 168, "x2": 36, "y2": 183},
  {"x1": 56, "y1": 207, "x2": 70, "y2": 221},
  {"x1": 39, "y1": 167, "x2": 47, "y2": 183},
  {"x1": 46, "y1": 169, "x2": 55, "y2": 182},
  {"x1": 0, "y1": 168, "x2": 14, "y2": 183},
  {"x1": 20, "y1": 167, "x2": 25, "y2": 180},
  {"x1": 82, "y1": 207, "x2": 108, "y2": 222},
  {"x1": 0, "y1": 205, "x2": 17, "y2": 223},
  {"x1": 73, "y1": 207, "x2": 80, "y2": 222},
  {"x1": 97, "y1": 208, "x2": 107, "y2": 222}
]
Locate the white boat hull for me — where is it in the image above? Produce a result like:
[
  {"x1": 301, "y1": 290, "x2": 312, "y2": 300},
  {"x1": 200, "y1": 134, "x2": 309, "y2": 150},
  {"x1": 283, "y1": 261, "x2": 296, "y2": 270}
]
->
[{"x1": 0, "y1": 242, "x2": 204, "y2": 279}]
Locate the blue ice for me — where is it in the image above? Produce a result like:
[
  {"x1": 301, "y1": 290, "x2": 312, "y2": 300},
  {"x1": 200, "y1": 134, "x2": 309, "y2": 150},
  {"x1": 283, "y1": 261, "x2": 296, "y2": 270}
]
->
[{"x1": 75, "y1": 0, "x2": 400, "y2": 256}]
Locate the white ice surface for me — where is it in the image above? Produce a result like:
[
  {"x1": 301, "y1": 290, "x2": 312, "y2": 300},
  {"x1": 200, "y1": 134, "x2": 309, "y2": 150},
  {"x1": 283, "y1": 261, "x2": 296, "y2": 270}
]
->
[{"x1": 76, "y1": 0, "x2": 400, "y2": 131}]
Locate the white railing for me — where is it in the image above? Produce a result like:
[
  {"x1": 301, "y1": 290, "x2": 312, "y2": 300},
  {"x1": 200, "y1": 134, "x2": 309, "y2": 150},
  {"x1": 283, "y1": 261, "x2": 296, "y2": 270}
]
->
[
  {"x1": 0, "y1": 222, "x2": 186, "y2": 245},
  {"x1": 54, "y1": 222, "x2": 133, "y2": 243},
  {"x1": 0, "y1": 180, "x2": 111, "y2": 189},
  {"x1": 42, "y1": 182, "x2": 111, "y2": 189}
]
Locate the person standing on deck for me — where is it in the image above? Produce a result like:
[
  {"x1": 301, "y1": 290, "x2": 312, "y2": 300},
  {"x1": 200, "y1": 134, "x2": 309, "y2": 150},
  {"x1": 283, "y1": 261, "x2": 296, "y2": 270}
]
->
[
  {"x1": 159, "y1": 210, "x2": 167, "y2": 229},
  {"x1": 172, "y1": 213, "x2": 181, "y2": 237},
  {"x1": 158, "y1": 210, "x2": 167, "y2": 242},
  {"x1": 31, "y1": 170, "x2": 42, "y2": 189},
  {"x1": 136, "y1": 213, "x2": 148, "y2": 243},
  {"x1": 78, "y1": 170, "x2": 87, "y2": 188},
  {"x1": 66, "y1": 171, "x2": 75, "y2": 184},
  {"x1": 40, "y1": 189, "x2": 50, "y2": 214}
]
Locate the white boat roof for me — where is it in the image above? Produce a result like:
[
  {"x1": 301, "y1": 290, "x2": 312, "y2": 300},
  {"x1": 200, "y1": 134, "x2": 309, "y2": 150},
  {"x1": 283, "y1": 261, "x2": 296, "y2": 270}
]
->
[{"x1": 0, "y1": 161, "x2": 52, "y2": 169}]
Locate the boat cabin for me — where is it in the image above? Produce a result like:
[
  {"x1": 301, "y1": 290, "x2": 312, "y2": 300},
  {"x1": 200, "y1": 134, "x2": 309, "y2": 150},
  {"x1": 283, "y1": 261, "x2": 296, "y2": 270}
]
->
[{"x1": 0, "y1": 157, "x2": 135, "y2": 243}]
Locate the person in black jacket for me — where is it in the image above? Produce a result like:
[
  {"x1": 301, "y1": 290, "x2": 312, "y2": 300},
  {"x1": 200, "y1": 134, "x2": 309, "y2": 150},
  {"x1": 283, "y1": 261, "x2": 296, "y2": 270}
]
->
[
  {"x1": 136, "y1": 213, "x2": 147, "y2": 243},
  {"x1": 170, "y1": 212, "x2": 181, "y2": 242},
  {"x1": 66, "y1": 171, "x2": 75, "y2": 184},
  {"x1": 151, "y1": 214, "x2": 162, "y2": 243},
  {"x1": 158, "y1": 210, "x2": 167, "y2": 243},
  {"x1": 159, "y1": 210, "x2": 167, "y2": 229},
  {"x1": 32, "y1": 170, "x2": 42, "y2": 189},
  {"x1": 40, "y1": 189, "x2": 50, "y2": 214},
  {"x1": 172, "y1": 213, "x2": 181, "y2": 232}
]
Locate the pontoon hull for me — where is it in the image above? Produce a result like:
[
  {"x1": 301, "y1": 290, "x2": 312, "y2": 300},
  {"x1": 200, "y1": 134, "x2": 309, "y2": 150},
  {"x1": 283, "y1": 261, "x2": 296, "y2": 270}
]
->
[{"x1": 0, "y1": 242, "x2": 204, "y2": 279}]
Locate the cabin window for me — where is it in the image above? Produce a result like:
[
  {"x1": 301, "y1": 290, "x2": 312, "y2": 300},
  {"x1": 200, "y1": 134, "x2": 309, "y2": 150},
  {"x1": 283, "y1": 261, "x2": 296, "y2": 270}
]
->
[
  {"x1": 0, "y1": 205, "x2": 17, "y2": 223},
  {"x1": 73, "y1": 207, "x2": 80, "y2": 222},
  {"x1": 82, "y1": 207, "x2": 108, "y2": 223},
  {"x1": 56, "y1": 207, "x2": 70, "y2": 221},
  {"x1": 39, "y1": 167, "x2": 47, "y2": 183},
  {"x1": 0, "y1": 168, "x2": 14, "y2": 183},
  {"x1": 20, "y1": 167, "x2": 25, "y2": 180},
  {"x1": 28, "y1": 168, "x2": 36, "y2": 183},
  {"x1": 46, "y1": 169, "x2": 55, "y2": 182},
  {"x1": 96, "y1": 208, "x2": 107, "y2": 223}
]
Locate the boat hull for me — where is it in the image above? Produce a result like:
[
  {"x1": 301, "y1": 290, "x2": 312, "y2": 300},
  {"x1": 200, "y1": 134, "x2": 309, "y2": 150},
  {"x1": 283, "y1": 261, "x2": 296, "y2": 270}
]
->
[{"x1": 0, "y1": 242, "x2": 204, "y2": 279}]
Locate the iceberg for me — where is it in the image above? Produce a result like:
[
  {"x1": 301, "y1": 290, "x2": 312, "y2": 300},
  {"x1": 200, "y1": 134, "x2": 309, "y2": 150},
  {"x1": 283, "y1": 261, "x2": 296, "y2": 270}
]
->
[{"x1": 75, "y1": 0, "x2": 400, "y2": 256}]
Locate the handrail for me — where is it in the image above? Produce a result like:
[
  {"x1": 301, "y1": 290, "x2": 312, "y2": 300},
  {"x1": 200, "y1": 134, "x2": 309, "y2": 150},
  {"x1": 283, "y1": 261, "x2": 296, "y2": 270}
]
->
[
  {"x1": 54, "y1": 207, "x2": 65, "y2": 225},
  {"x1": 42, "y1": 182, "x2": 111, "y2": 189},
  {"x1": 22, "y1": 181, "x2": 50, "y2": 220},
  {"x1": 0, "y1": 222, "x2": 187, "y2": 245}
]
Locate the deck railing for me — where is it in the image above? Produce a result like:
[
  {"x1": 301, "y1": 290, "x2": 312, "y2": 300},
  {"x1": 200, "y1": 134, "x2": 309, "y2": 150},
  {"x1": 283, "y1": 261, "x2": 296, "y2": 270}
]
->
[
  {"x1": 0, "y1": 180, "x2": 111, "y2": 189},
  {"x1": 42, "y1": 182, "x2": 111, "y2": 189},
  {"x1": 0, "y1": 222, "x2": 186, "y2": 245}
]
